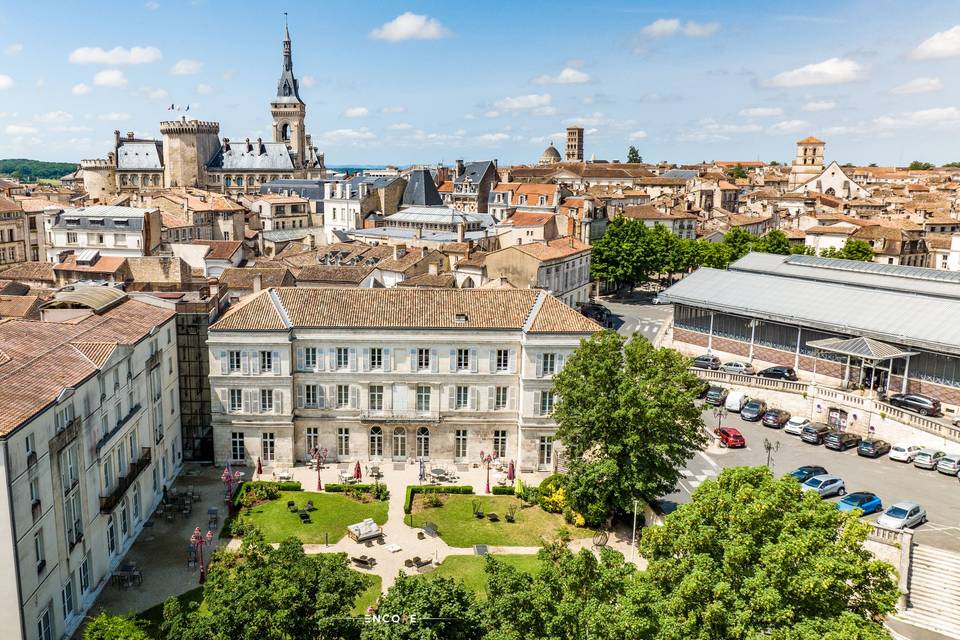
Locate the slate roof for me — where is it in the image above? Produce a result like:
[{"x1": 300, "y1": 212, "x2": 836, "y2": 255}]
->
[
  {"x1": 116, "y1": 141, "x2": 164, "y2": 170},
  {"x1": 260, "y1": 179, "x2": 331, "y2": 200},
  {"x1": 208, "y1": 142, "x2": 294, "y2": 170},
  {"x1": 402, "y1": 169, "x2": 443, "y2": 206},
  {"x1": 454, "y1": 161, "x2": 495, "y2": 185}
]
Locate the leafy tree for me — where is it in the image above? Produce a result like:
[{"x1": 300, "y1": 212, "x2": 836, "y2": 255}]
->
[
  {"x1": 721, "y1": 227, "x2": 754, "y2": 262},
  {"x1": 942, "y1": 161, "x2": 960, "y2": 168},
  {"x1": 727, "y1": 164, "x2": 748, "y2": 179},
  {"x1": 83, "y1": 613, "x2": 150, "y2": 640},
  {"x1": 908, "y1": 160, "x2": 933, "y2": 170},
  {"x1": 590, "y1": 217, "x2": 654, "y2": 292},
  {"x1": 162, "y1": 536, "x2": 365, "y2": 640},
  {"x1": 752, "y1": 229, "x2": 791, "y2": 255},
  {"x1": 839, "y1": 238, "x2": 875, "y2": 261},
  {"x1": 484, "y1": 541, "x2": 648, "y2": 640},
  {"x1": 868, "y1": 163, "x2": 878, "y2": 167},
  {"x1": 636, "y1": 467, "x2": 898, "y2": 640},
  {"x1": 0, "y1": 158, "x2": 78, "y2": 181},
  {"x1": 790, "y1": 243, "x2": 816, "y2": 256},
  {"x1": 552, "y1": 332, "x2": 706, "y2": 524},
  {"x1": 627, "y1": 146, "x2": 643, "y2": 163},
  {"x1": 360, "y1": 574, "x2": 486, "y2": 640},
  {"x1": 769, "y1": 160, "x2": 780, "y2": 166}
]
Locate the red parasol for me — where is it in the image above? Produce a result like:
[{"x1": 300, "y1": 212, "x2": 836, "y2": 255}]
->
[
  {"x1": 256, "y1": 456, "x2": 263, "y2": 477},
  {"x1": 353, "y1": 460, "x2": 362, "y2": 480},
  {"x1": 507, "y1": 460, "x2": 515, "y2": 481}
]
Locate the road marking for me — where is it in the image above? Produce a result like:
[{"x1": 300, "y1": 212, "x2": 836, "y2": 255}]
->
[{"x1": 696, "y1": 450, "x2": 720, "y2": 470}]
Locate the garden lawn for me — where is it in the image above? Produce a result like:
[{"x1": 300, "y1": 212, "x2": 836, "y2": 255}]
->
[
  {"x1": 419, "y1": 554, "x2": 540, "y2": 599},
  {"x1": 351, "y1": 572, "x2": 383, "y2": 615},
  {"x1": 241, "y1": 491, "x2": 388, "y2": 544},
  {"x1": 410, "y1": 494, "x2": 592, "y2": 547}
]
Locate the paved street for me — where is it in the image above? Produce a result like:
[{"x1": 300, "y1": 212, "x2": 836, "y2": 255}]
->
[
  {"x1": 597, "y1": 294, "x2": 673, "y2": 344},
  {"x1": 661, "y1": 404, "x2": 960, "y2": 553}
]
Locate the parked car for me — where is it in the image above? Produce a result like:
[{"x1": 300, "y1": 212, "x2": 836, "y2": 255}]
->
[
  {"x1": 857, "y1": 438, "x2": 891, "y2": 459},
  {"x1": 704, "y1": 386, "x2": 728, "y2": 406},
  {"x1": 720, "y1": 361, "x2": 756, "y2": 375},
  {"x1": 802, "y1": 474, "x2": 846, "y2": 498},
  {"x1": 800, "y1": 423, "x2": 832, "y2": 445},
  {"x1": 695, "y1": 379, "x2": 711, "y2": 399},
  {"x1": 761, "y1": 409, "x2": 791, "y2": 428},
  {"x1": 714, "y1": 427, "x2": 746, "y2": 448},
  {"x1": 837, "y1": 491, "x2": 883, "y2": 515},
  {"x1": 758, "y1": 366, "x2": 799, "y2": 381},
  {"x1": 740, "y1": 399, "x2": 767, "y2": 421},
  {"x1": 876, "y1": 501, "x2": 927, "y2": 530},
  {"x1": 936, "y1": 454, "x2": 960, "y2": 476},
  {"x1": 913, "y1": 449, "x2": 946, "y2": 470},
  {"x1": 788, "y1": 465, "x2": 828, "y2": 483},
  {"x1": 824, "y1": 431, "x2": 862, "y2": 451},
  {"x1": 887, "y1": 393, "x2": 942, "y2": 417},
  {"x1": 651, "y1": 296, "x2": 665, "y2": 305},
  {"x1": 889, "y1": 443, "x2": 922, "y2": 463},
  {"x1": 724, "y1": 390, "x2": 749, "y2": 412},
  {"x1": 784, "y1": 416, "x2": 811, "y2": 436},
  {"x1": 693, "y1": 354, "x2": 721, "y2": 370}
]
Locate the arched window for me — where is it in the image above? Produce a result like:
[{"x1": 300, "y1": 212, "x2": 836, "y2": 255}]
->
[
  {"x1": 224, "y1": 177, "x2": 232, "y2": 187},
  {"x1": 369, "y1": 426, "x2": 383, "y2": 458},
  {"x1": 236, "y1": 176, "x2": 243, "y2": 187},
  {"x1": 825, "y1": 187, "x2": 836, "y2": 196},
  {"x1": 281, "y1": 123, "x2": 291, "y2": 141},
  {"x1": 416, "y1": 427, "x2": 430, "y2": 458},
  {"x1": 393, "y1": 427, "x2": 406, "y2": 460},
  {"x1": 461, "y1": 276, "x2": 475, "y2": 289}
]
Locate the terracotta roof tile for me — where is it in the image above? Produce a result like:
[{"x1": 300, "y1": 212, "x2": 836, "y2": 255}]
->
[
  {"x1": 529, "y1": 294, "x2": 601, "y2": 333},
  {"x1": 54, "y1": 255, "x2": 128, "y2": 274},
  {"x1": 0, "y1": 261, "x2": 58, "y2": 283},
  {"x1": 192, "y1": 240, "x2": 243, "y2": 260},
  {"x1": 0, "y1": 294, "x2": 41, "y2": 319},
  {"x1": 219, "y1": 267, "x2": 295, "y2": 289}
]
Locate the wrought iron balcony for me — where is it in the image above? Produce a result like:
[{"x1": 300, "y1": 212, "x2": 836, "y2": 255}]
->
[
  {"x1": 359, "y1": 408, "x2": 440, "y2": 422},
  {"x1": 99, "y1": 447, "x2": 151, "y2": 514},
  {"x1": 49, "y1": 417, "x2": 80, "y2": 453},
  {"x1": 95, "y1": 403, "x2": 141, "y2": 452},
  {"x1": 146, "y1": 350, "x2": 161, "y2": 371}
]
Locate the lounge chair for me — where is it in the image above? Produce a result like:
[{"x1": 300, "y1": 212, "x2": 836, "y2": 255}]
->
[
  {"x1": 487, "y1": 513, "x2": 499, "y2": 522},
  {"x1": 287, "y1": 500, "x2": 296, "y2": 512},
  {"x1": 423, "y1": 522, "x2": 438, "y2": 537},
  {"x1": 414, "y1": 557, "x2": 432, "y2": 569},
  {"x1": 347, "y1": 518, "x2": 382, "y2": 542},
  {"x1": 351, "y1": 556, "x2": 375, "y2": 568},
  {"x1": 305, "y1": 500, "x2": 316, "y2": 511},
  {"x1": 299, "y1": 511, "x2": 311, "y2": 523}
]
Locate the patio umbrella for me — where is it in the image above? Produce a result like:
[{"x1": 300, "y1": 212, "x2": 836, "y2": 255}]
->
[
  {"x1": 507, "y1": 460, "x2": 515, "y2": 481},
  {"x1": 418, "y1": 458, "x2": 426, "y2": 483},
  {"x1": 353, "y1": 460, "x2": 362, "y2": 480},
  {"x1": 256, "y1": 456, "x2": 263, "y2": 478}
]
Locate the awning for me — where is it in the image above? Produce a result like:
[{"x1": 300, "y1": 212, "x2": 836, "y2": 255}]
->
[{"x1": 805, "y1": 336, "x2": 917, "y2": 361}]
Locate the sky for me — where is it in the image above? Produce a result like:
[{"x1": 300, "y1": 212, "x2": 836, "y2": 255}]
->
[{"x1": 3, "y1": 1, "x2": 960, "y2": 167}]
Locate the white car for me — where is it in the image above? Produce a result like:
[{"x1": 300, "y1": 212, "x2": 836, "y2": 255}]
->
[
  {"x1": 889, "y1": 443, "x2": 922, "y2": 463},
  {"x1": 876, "y1": 501, "x2": 926, "y2": 530},
  {"x1": 784, "y1": 416, "x2": 810, "y2": 436},
  {"x1": 720, "y1": 361, "x2": 756, "y2": 375}
]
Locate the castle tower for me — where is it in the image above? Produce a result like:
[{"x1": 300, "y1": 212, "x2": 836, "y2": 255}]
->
[
  {"x1": 160, "y1": 118, "x2": 221, "y2": 188},
  {"x1": 788, "y1": 135, "x2": 825, "y2": 190},
  {"x1": 271, "y1": 19, "x2": 307, "y2": 168},
  {"x1": 566, "y1": 126, "x2": 584, "y2": 162}
]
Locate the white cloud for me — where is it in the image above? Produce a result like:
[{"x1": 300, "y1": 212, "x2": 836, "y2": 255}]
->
[
  {"x1": 912, "y1": 25, "x2": 960, "y2": 60},
  {"x1": 640, "y1": 18, "x2": 719, "y2": 38},
  {"x1": 170, "y1": 59, "x2": 202, "y2": 75},
  {"x1": 51, "y1": 125, "x2": 92, "y2": 132},
  {"x1": 69, "y1": 46, "x2": 161, "y2": 65},
  {"x1": 301, "y1": 75, "x2": 316, "y2": 88},
  {"x1": 134, "y1": 86, "x2": 168, "y2": 99},
  {"x1": 381, "y1": 106, "x2": 405, "y2": 114},
  {"x1": 739, "y1": 107, "x2": 783, "y2": 117},
  {"x1": 195, "y1": 83, "x2": 213, "y2": 95},
  {"x1": 767, "y1": 57, "x2": 864, "y2": 87},
  {"x1": 34, "y1": 111, "x2": 73, "y2": 124},
  {"x1": 369, "y1": 12, "x2": 450, "y2": 42},
  {"x1": 890, "y1": 77, "x2": 942, "y2": 95},
  {"x1": 494, "y1": 93, "x2": 552, "y2": 111},
  {"x1": 72, "y1": 83, "x2": 91, "y2": 95},
  {"x1": 388, "y1": 122, "x2": 413, "y2": 130},
  {"x1": 532, "y1": 106, "x2": 558, "y2": 116},
  {"x1": 628, "y1": 130, "x2": 648, "y2": 141},
  {"x1": 679, "y1": 117, "x2": 763, "y2": 142},
  {"x1": 0, "y1": 112, "x2": 14, "y2": 118},
  {"x1": 35, "y1": 79, "x2": 44, "y2": 88},
  {"x1": 484, "y1": 110, "x2": 500, "y2": 118},
  {"x1": 5, "y1": 124, "x2": 37, "y2": 135},
  {"x1": 801, "y1": 100, "x2": 836, "y2": 112},
  {"x1": 319, "y1": 127, "x2": 376, "y2": 142},
  {"x1": 533, "y1": 67, "x2": 590, "y2": 85},
  {"x1": 767, "y1": 119, "x2": 810, "y2": 135},
  {"x1": 825, "y1": 107, "x2": 960, "y2": 136},
  {"x1": 476, "y1": 132, "x2": 510, "y2": 143},
  {"x1": 93, "y1": 69, "x2": 127, "y2": 87},
  {"x1": 0, "y1": 74, "x2": 12, "y2": 90},
  {"x1": 343, "y1": 106, "x2": 369, "y2": 118},
  {"x1": 145, "y1": 1, "x2": 160, "y2": 9},
  {"x1": 97, "y1": 112, "x2": 131, "y2": 121},
  {"x1": 5, "y1": 43, "x2": 23, "y2": 56}
]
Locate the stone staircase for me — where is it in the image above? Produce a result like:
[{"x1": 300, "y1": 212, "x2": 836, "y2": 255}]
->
[{"x1": 898, "y1": 545, "x2": 960, "y2": 638}]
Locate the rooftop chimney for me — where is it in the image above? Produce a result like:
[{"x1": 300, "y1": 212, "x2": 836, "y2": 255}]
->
[
  {"x1": 246, "y1": 138, "x2": 253, "y2": 153},
  {"x1": 455, "y1": 159, "x2": 465, "y2": 177},
  {"x1": 253, "y1": 272, "x2": 263, "y2": 293},
  {"x1": 223, "y1": 138, "x2": 231, "y2": 152},
  {"x1": 457, "y1": 222, "x2": 465, "y2": 243},
  {"x1": 114, "y1": 130, "x2": 121, "y2": 148},
  {"x1": 428, "y1": 262, "x2": 439, "y2": 275},
  {"x1": 127, "y1": 131, "x2": 135, "y2": 140}
]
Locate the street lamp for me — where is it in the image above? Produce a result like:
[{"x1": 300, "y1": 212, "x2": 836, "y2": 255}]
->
[
  {"x1": 479, "y1": 450, "x2": 493, "y2": 494},
  {"x1": 191, "y1": 526, "x2": 214, "y2": 584},
  {"x1": 713, "y1": 405, "x2": 727, "y2": 433},
  {"x1": 310, "y1": 447, "x2": 328, "y2": 491},
  {"x1": 763, "y1": 438, "x2": 780, "y2": 471}
]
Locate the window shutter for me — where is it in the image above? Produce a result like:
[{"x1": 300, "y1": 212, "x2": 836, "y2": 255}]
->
[
  {"x1": 508, "y1": 386, "x2": 516, "y2": 410},
  {"x1": 508, "y1": 349, "x2": 517, "y2": 374},
  {"x1": 533, "y1": 391, "x2": 542, "y2": 416},
  {"x1": 557, "y1": 353, "x2": 565, "y2": 372},
  {"x1": 315, "y1": 349, "x2": 325, "y2": 371},
  {"x1": 349, "y1": 386, "x2": 358, "y2": 409},
  {"x1": 219, "y1": 350, "x2": 228, "y2": 375},
  {"x1": 469, "y1": 348, "x2": 478, "y2": 373},
  {"x1": 296, "y1": 347, "x2": 305, "y2": 372},
  {"x1": 273, "y1": 351, "x2": 281, "y2": 376},
  {"x1": 536, "y1": 353, "x2": 544, "y2": 378},
  {"x1": 274, "y1": 389, "x2": 283, "y2": 414},
  {"x1": 317, "y1": 385, "x2": 325, "y2": 409},
  {"x1": 488, "y1": 350, "x2": 495, "y2": 373},
  {"x1": 241, "y1": 351, "x2": 250, "y2": 375},
  {"x1": 409, "y1": 348, "x2": 417, "y2": 372},
  {"x1": 327, "y1": 348, "x2": 336, "y2": 370},
  {"x1": 349, "y1": 348, "x2": 357, "y2": 372},
  {"x1": 487, "y1": 386, "x2": 495, "y2": 410},
  {"x1": 361, "y1": 348, "x2": 370, "y2": 372},
  {"x1": 449, "y1": 349, "x2": 457, "y2": 372},
  {"x1": 243, "y1": 390, "x2": 251, "y2": 414},
  {"x1": 250, "y1": 351, "x2": 260, "y2": 375},
  {"x1": 448, "y1": 387, "x2": 456, "y2": 410},
  {"x1": 384, "y1": 348, "x2": 392, "y2": 372},
  {"x1": 471, "y1": 387, "x2": 479, "y2": 410},
  {"x1": 384, "y1": 385, "x2": 393, "y2": 410},
  {"x1": 296, "y1": 385, "x2": 304, "y2": 409},
  {"x1": 394, "y1": 384, "x2": 406, "y2": 410},
  {"x1": 430, "y1": 349, "x2": 439, "y2": 373}
]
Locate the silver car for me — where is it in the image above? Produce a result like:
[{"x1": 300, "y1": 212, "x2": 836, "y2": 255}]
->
[
  {"x1": 936, "y1": 454, "x2": 960, "y2": 476},
  {"x1": 720, "y1": 361, "x2": 756, "y2": 375},
  {"x1": 876, "y1": 501, "x2": 926, "y2": 530},
  {"x1": 784, "y1": 416, "x2": 811, "y2": 436},
  {"x1": 801, "y1": 474, "x2": 846, "y2": 498},
  {"x1": 913, "y1": 449, "x2": 946, "y2": 470}
]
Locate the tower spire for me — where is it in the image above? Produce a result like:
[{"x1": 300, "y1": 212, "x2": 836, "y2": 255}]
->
[
  {"x1": 284, "y1": 12, "x2": 290, "y2": 43},
  {"x1": 275, "y1": 14, "x2": 302, "y2": 103}
]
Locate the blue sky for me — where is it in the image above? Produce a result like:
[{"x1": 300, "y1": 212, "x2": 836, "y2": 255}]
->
[{"x1": 3, "y1": 1, "x2": 960, "y2": 166}]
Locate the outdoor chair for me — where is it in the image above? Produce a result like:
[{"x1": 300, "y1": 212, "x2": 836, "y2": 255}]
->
[
  {"x1": 414, "y1": 557, "x2": 432, "y2": 569},
  {"x1": 404, "y1": 558, "x2": 415, "y2": 568},
  {"x1": 487, "y1": 513, "x2": 499, "y2": 523},
  {"x1": 417, "y1": 531, "x2": 425, "y2": 540},
  {"x1": 505, "y1": 511, "x2": 516, "y2": 523},
  {"x1": 305, "y1": 500, "x2": 315, "y2": 511},
  {"x1": 299, "y1": 511, "x2": 311, "y2": 524},
  {"x1": 423, "y1": 522, "x2": 438, "y2": 537},
  {"x1": 287, "y1": 500, "x2": 296, "y2": 512},
  {"x1": 474, "y1": 509, "x2": 485, "y2": 519}
]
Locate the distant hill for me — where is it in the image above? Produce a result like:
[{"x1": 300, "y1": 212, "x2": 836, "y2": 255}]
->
[{"x1": 0, "y1": 159, "x2": 78, "y2": 182}]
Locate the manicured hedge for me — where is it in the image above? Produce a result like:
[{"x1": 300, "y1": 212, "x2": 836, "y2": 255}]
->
[
  {"x1": 403, "y1": 485, "x2": 474, "y2": 514},
  {"x1": 278, "y1": 481, "x2": 302, "y2": 491},
  {"x1": 325, "y1": 483, "x2": 377, "y2": 493},
  {"x1": 231, "y1": 480, "x2": 300, "y2": 508},
  {"x1": 491, "y1": 485, "x2": 515, "y2": 496}
]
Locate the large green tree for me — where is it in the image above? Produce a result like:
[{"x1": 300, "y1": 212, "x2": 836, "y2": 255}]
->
[
  {"x1": 908, "y1": 160, "x2": 933, "y2": 170},
  {"x1": 636, "y1": 467, "x2": 898, "y2": 640},
  {"x1": 627, "y1": 146, "x2": 643, "y2": 163},
  {"x1": 590, "y1": 216, "x2": 654, "y2": 292},
  {"x1": 752, "y1": 229, "x2": 792, "y2": 255},
  {"x1": 728, "y1": 164, "x2": 748, "y2": 179},
  {"x1": 838, "y1": 238, "x2": 876, "y2": 262},
  {"x1": 360, "y1": 574, "x2": 486, "y2": 640},
  {"x1": 83, "y1": 613, "x2": 150, "y2": 640},
  {"x1": 721, "y1": 227, "x2": 755, "y2": 262},
  {"x1": 552, "y1": 331, "x2": 706, "y2": 524}
]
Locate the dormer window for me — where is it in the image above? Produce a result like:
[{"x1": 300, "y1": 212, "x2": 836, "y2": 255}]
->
[
  {"x1": 454, "y1": 313, "x2": 468, "y2": 324},
  {"x1": 114, "y1": 218, "x2": 128, "y2": 226}
]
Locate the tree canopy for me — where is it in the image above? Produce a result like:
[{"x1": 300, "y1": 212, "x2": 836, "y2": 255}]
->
[
  {"x1": 83, "y1": 613, "x2": 150, "y2": 640},
  {"x1": 0, "y1": 158, "x2": 77, "y2": 181},
  {"x1": 728, "y1": 164, "x2": 748, "y2": 179},
  {"x1": 820, "y1": 238, "x2": 874, "y2": 262},
  {"x1": 908, "y1": 160, "x2": 934, "y2": 170},
  {"x1": 551, "y1": 332, "x2": 706, "y2": 524},
  {"x1": 627, "y1": 146, "x2": 643, "y2": 163}
]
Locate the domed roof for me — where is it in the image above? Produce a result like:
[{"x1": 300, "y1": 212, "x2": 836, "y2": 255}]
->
[{"x1": 539, "y1": 142, "x2": 561, "y2": 165}]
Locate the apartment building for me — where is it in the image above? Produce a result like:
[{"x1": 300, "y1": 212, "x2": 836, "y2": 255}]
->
[
  {"x1": 43, "y1": 205, "x2": 162, "y2": 262},
  {"x1": 0, "y1": 195, "x2": 26, "y2": 266},
  {"x1": 0, "y1": 286, "x2": 182, "y2": 640},
  {"x1": 207, "y1": 288, "x2": 597, "y2": 473},
  {"x1": 484, "y1": 238, "x2": 592, "y2": 308}
]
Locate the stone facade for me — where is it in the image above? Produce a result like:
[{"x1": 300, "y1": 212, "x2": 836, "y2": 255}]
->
[{"x1": 160, "y1": 120, "x2": 222, "y2": 189}]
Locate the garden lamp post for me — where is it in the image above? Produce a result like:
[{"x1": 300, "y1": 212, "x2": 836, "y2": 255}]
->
[
  {"x1": 480, "y1": 450, "x2": 493, "y2": 494},
  {"x1": 763, "y1": 438, "x2": 780, "y2": 471},
  {"x1": 220, "y1": 467, "x2": 233, "y2": 502},
  {"x1": 310, "y1": 447, "x2": 328, "y2": 491},
  {"x1": 191, "y1": 526, "x2": 214, "y2": 584},
  {"x1": 713, "y1": 405, "x2": 727, "y2": 432}
]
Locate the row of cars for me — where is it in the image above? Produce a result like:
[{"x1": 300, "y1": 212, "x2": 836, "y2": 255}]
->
[{"x1": 693, "y1": 355, "x2": 799, "y2": 380}]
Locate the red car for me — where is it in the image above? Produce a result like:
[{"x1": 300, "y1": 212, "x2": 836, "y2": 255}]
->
[{"x1": 714, "y1": 427, "x2": 746, "y2": 448}]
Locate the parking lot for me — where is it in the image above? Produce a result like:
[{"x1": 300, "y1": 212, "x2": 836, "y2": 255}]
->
[
  {"x1": 661, "y1": 402, "x2": 960, "y2": 553},
  {"x1": 593, "y1": 293, "x2": 673, "y2": 344}
]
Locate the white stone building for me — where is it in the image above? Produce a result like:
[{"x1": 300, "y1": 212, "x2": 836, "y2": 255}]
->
[
  {"x1": 207, "y1": 288, "x2": 598, "y2": 473},
  {"x1": 0, "y1": 287, "x2": 182, "y2": 640},
  {"x1": 42, "y1": 205, "x2": 162, "y2": 263}
]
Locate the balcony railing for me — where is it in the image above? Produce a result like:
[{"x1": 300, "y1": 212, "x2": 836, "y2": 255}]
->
[
  {"x1": 146, "y1": 351, "x2": 161, "y2": 371},
  {"x1": 99, "y1": 447, "x2": 152, "y2": 514},
  {"x1": 95, "y1": 403, "x2": 141, "y2": 452},
  {"x1": 49, "y1": 417, "x2": 80, "y2": 453},
  {"x1": 359, "y1": 408, "x2": 441, "y2": 422}
]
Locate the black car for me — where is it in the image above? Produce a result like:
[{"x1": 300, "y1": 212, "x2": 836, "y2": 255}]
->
[
  {"x1": 695, "y1": 379, "x2": 711, "y2": 399},
  {"x1": 788, "y1": 465, "x2": 828, "y2": 483},
  {"x1": 758, "y1": 366, "x2": 799, "y2": 381},
  {"x1": 693, "y1": 354, "x2": 721, "y2": 370},
  {"x1": 857, "y1": 438, "x2": 892, "y2": 458},
  {"x1": 761, "y1": 408, "x2": 791, "y2": 428},
  {"x1": 887, "y1": 393, "x2": 941, "y2": 417},
  {"x1": 824, "y1": 431, "x2": 862, "y2": 451},
  {"x1": 740, "y1": 399, "x2": 767, "y2": 421},
  {"x1": 801, "y1": 423, "x2": 832, "y2": 445},
  {"x1": 704, "y1": 386, "x2": 728, "y2": 406}
]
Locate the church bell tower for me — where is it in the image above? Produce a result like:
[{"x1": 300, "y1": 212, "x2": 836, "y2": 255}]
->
[{"x1": 271, "y1": 17, "x2": 307, "y2": 168}]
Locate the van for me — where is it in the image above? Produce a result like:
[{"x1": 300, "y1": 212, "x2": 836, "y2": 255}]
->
[{"x1": 724, "y1": 390, "x2": 749, "y2": 412}]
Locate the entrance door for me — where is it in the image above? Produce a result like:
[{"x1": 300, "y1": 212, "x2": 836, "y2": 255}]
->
[
  {"x1": 827, "y1": 408, "x2": 848, "y2": 430},
  {"x1": 538, "y1": 436, "x2": 554, "y2": 471},
  {"x1": 392, "y1": 427, "x2": 407, "y2": 461},
  {"x1": 369, "y1": 426, "x2": 383, "y2": 460},
  {"x1": 416, "y1": 427, "x2": 430, "y2": 459}
]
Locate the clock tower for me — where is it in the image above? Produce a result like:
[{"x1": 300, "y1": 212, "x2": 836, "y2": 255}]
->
[{"x1": 271, "y1": 20, "x2": 307, "y2": 168}]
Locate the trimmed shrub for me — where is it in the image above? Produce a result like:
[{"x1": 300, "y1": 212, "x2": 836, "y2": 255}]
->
[
  {"x1": 277, "y1": 481, "x2": 302, "y2": 491},
  {"x1": 539, "y1": 473, "x2": 565, "y2": 492},
  {"x1": 232, "y1": 481, "x2": 281, "y2": 508},
  {"x1": 492, "y1": 485, "x2": 515, "y2": 496},
  {"x1": 403, "y1": 485, "x2": 474, "y2": 514},
  {"x1": 323, "y1": 483, "x2": 389, "y2": 501}
]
